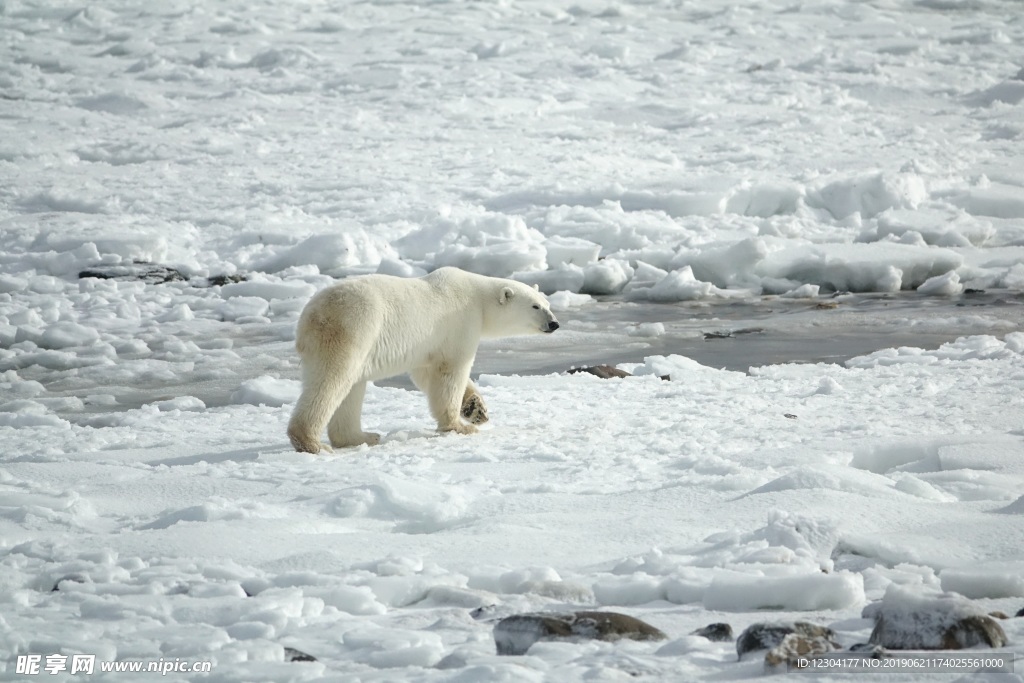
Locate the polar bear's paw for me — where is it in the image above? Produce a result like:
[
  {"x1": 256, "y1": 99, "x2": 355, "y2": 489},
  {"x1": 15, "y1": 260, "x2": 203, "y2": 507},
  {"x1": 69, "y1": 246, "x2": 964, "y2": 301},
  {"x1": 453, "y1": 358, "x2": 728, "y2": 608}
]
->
[
  {"x1": 461, "y1": 393, "x2": 489, "y2": 425},
  {"x1": 289, "y1": 427, "x2": 331, "y2": 454},
  {"x1": 330, "y1": 432, "x2": 381, "y2": 449}
]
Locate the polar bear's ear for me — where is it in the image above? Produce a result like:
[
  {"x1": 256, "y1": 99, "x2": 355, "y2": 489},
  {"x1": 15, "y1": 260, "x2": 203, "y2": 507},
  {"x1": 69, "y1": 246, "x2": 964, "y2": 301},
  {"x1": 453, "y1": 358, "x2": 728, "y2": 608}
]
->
[
  {"x1": 499, "y1": 287, "x2": 515, "y2": 305},
  {"x1": 532, "y1": 284, "x2": 539, "y2": 291}
]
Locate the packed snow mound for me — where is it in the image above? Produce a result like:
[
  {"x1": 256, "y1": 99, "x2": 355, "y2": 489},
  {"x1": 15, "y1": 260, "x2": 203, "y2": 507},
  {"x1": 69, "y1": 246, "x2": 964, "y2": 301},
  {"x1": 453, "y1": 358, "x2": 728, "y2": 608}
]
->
[
  {"x1": 703, "y1": 572, "x2": 864, "y2": 612},
  {"x1": 848, "y1": 333, "x2": 1024, "y2": 367},
  {"x1": 394, "y1": 207, "x2": 548, "y2": 278},
  {"x1": 254, "y1": 232, "x2": 397, "y2": 275},
  {"x1": 939, "y1": 569, "x2": 1024, "y2": 600},
  {"x1": 230, "y1": 376, "x2": 301, "y2": 407},
  {"x1": 807, "y1": 172, "x2": 927, "y2": 220},
  {"x1": 589, "y1": 512, "x2": 852, "y2": 609}
]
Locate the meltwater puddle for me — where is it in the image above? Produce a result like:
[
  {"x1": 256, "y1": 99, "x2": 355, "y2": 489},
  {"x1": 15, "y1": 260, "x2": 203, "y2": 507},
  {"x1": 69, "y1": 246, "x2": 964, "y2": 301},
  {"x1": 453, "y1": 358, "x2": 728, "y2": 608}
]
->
[{"x1": 401, "y1": 289, "x2": 1024, "y2": 381}]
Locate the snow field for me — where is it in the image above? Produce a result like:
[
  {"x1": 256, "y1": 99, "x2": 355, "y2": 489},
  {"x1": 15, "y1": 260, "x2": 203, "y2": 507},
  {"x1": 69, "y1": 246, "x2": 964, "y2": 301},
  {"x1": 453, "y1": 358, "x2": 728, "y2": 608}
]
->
[
  {"x1": 4, "y1": 339, "x2": 1024, "y2": 680},
  {"x1": 3, "y1": 0, "x2": 1024, "y2": 679}
]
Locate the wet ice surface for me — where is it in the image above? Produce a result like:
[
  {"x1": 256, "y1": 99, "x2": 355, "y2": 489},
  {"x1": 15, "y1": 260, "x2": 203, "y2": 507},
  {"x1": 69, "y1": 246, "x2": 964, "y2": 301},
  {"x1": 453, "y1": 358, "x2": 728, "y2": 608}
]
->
[
  {"x1": 35, "y1": 292, "x2": 1024, "y2": 412},
  {"x1": 475, "y1": 290, "x2": 1024, "y2": 375}
]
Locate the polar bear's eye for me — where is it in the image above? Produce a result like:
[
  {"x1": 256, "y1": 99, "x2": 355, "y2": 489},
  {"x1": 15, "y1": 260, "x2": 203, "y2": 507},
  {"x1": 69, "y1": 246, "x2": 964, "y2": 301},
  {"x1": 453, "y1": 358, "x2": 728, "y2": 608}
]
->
[{"x1": 532, "y1": 305, "x2": 540, "y2": 310}]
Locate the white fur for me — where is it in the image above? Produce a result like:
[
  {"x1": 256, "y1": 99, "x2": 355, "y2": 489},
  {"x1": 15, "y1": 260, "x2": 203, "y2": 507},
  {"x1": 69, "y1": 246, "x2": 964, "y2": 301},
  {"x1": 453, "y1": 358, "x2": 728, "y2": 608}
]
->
[{"x1": 287, "y1": 267, "x2": 558, "y2": 453}]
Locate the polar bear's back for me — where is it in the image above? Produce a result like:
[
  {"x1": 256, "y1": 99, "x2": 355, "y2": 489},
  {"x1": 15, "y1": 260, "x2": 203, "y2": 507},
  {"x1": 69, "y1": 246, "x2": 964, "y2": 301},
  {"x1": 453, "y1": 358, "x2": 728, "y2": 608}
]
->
[{"x1": 294, "y1": 271, "x2": 487, "y2": 381}]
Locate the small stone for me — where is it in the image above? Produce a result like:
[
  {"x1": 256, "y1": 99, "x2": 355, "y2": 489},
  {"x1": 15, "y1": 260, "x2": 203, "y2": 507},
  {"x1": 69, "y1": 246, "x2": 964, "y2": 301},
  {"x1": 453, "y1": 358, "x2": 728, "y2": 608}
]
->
[
  {"x1": 1016, "y1": 606, "x2": 1024, "y2": 618},
  {"x1": 989, "y1": 611, "x2": 1009, "y2": 620},
  {"x1": 815, "y1": 301, "x2": 839, "y2": 310},
  {"x1": 284, "y1": 647, "x2": 317, "y2": 662},
  {"x1": 494, "y1": 611, "x2": 666, "y2": 656},
  {"x1": 568, "y1": 365, "x2": 632, "y2": 379},
  {"x1": 764, "y1": 633, "x2": 839, "y2": 671},
  {"x1": 736, "y1": 621, "x2": 836, "y2": 659},
  {"x1": 691, "y1": 623, "x2": 734, "y2": 642}
]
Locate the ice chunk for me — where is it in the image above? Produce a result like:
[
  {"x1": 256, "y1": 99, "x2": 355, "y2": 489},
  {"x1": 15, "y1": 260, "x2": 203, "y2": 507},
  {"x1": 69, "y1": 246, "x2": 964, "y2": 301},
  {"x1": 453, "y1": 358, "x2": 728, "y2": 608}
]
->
[
  {"x1": 544, "y1": 236, "x2": 601, "y2": 268},
  {"x1": 703, "y1": 571, "x2": 864, "y2": 611},
  {"x1": 547, "y1": 290, "x2": 592, "y2": 311},
  {"x1": 808, "y1": 172, "x2": 927, "y2": 219},
  {"x1": 230, "y1": 376, "x2": 300, "y2": 407},
  {"x1": 916, "y1": 270, "x2": 963, "y2": 296},
  {"x1": 581, "y1": 258, "x2": 633, "y2": 295},
  {"x1": 939, "y1": 569, "x2": 1024, "y2": 599},
  {"x1": 513, "y1": 263, "x2": 585, "y2": 294}
]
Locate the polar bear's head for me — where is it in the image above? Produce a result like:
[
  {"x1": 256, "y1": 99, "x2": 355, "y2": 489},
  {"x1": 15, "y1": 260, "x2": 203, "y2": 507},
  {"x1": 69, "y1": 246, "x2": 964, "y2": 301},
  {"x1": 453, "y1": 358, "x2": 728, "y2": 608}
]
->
[{"x1": 487, "y1": 281, "x2": 559, "y2": 337}]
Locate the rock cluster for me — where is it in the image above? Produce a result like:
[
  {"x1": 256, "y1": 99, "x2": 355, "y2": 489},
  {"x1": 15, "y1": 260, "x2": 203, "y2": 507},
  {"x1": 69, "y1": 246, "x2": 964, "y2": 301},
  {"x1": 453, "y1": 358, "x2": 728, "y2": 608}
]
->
[
  {"x1": 488, "y1": 586, "x2": 1014, "y2": 671},
  {"x1": 493, "y1": 611, "x2": 666, "y2": 656}
]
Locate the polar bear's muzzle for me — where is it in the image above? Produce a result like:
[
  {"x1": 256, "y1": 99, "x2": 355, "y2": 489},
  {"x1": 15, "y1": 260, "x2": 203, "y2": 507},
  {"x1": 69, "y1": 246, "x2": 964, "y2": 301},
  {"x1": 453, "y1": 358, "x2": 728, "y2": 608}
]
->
[{"x1": 544, "y1": 320, "x2": 560, "y2": 333}]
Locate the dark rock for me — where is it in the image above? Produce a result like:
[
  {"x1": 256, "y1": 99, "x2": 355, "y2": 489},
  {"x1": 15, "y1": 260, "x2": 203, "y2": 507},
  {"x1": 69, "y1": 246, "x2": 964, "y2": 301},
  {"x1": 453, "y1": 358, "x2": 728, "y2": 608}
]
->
[
  {"x1": 815, "y1": 301, "x2": 839, "y2": 310},
  {"x1": 783, "y1": 413, "x2": 798, "y2": 419},
  {"x1": 764, "y1": 633, "x2": 839, "y2": 671},
  {"x1": 940, "y1": 615, "x2": 1006, "y2": 649},
  {"x1": 736, "y1": 621, "x2": 837, "y2": 659},
  {"x1": 867, "y1": 586, "x2": 1007, "y2": 650},
  {"x1": 691, "y1": 622, "x2": 733, "y2": 642},
  {"x1": 568, "y1": 365, "x2": 632, "y2": 379},
  {"x1": 494, "y1": 611, "x2": 666, "y2": 656},
  {"x1": 79, "y1": 262, "x2": 187, "y2": 285},
  {"x1": 207, "y1": 273, "x2": 247, "y2": 286},
  {"x1": 989, "y1": 611, "x2": 1009, "y2": 620},
  {"x1": 1016, "y1": 606, "x2": 1024, "y2": 618},
  {"x1": 704, "y1": 327, "x2": 764, "y2": 340},
  {"x1": 283, "y1": 647, "x2": 316, "y2": 663},
  {"x1": 50, "y1": 573, "x2": 88, "y2": 592}
]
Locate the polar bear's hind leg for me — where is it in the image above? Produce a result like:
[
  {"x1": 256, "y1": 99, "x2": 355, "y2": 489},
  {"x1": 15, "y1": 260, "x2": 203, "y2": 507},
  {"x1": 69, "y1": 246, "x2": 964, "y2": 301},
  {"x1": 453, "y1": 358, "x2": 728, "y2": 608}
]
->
[
  {"x1": 288, "y1": 318, "x2": 368, "y2": 453},
  {"x1": 288, "y1": 361, "x2": 356, "y2": 453},
  {"x1": 327, "y1": 380, "x2": 380, "y2": 448}
]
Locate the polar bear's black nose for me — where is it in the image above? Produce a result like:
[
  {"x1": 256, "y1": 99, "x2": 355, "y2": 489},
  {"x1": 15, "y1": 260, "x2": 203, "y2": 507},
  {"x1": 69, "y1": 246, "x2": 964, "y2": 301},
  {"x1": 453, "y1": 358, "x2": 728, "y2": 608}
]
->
[{"x1": 545, "y1": 321, "x2": 560, "y2": 333}]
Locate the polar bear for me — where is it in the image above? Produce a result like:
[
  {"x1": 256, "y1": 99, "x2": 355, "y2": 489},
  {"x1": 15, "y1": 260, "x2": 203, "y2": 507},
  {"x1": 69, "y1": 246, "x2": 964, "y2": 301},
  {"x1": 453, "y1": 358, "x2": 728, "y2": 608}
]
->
[{"x1": 287, "y1": 267, "x2": 560, "y2": 453}]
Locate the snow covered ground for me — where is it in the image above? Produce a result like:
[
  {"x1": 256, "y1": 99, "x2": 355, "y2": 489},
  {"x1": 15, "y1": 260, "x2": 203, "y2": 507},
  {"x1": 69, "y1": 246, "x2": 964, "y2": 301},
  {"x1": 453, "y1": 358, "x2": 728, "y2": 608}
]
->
[{"x1": 2, "y1": 0, "x2": 1024, "y2": 680}]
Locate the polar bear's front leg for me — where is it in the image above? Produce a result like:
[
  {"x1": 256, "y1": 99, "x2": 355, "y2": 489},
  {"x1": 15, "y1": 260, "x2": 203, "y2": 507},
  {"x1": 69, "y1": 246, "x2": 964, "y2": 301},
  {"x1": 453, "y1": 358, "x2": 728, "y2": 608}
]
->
[
  {"x1": 461, "y1": 380, "x2": 489, "y2": 425},
  {"x1": 327, "y1": 380, "x2": 381, "y2": 448},
  {"x1": 418, "y1": 362, "x2": 478, "y2": 436}
]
